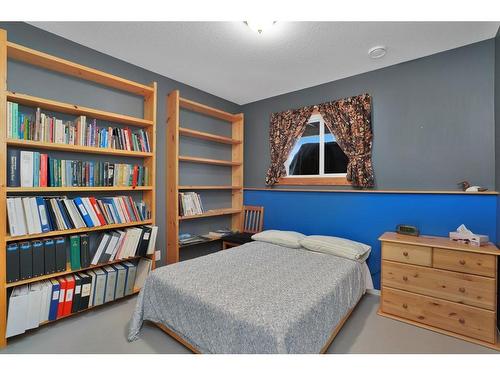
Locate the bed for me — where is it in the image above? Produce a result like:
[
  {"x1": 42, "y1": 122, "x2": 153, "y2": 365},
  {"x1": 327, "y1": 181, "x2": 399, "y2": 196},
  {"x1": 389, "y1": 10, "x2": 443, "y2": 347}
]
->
[{"x1": 128, "y1": 240, "x2": 372, "y2": 353}]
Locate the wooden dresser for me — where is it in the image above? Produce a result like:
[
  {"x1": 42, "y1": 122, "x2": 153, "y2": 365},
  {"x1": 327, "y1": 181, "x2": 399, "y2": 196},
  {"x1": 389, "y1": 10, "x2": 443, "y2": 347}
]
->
[{"x1": 378, "y1": 232, "x2": 500, "y2": 350}]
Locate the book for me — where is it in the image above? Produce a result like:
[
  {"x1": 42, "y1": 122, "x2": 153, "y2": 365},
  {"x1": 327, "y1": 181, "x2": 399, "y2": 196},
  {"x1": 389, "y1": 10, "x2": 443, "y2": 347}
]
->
[
  {"x1": 20, "y1": 151, "x2": 34, "y2": 187},
  {"x1": 7, "y1": 148, "x2": 20, "y2": 187},
  {"x1": 133, "y1": 258, "x2": 152, "y2": 290},
  {"x1": 6, "y1": 243, "x2": 20, "y2": 283}
]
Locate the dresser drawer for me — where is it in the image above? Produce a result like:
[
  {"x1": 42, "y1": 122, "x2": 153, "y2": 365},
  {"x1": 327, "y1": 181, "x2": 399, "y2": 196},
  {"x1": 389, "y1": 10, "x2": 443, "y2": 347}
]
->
[
  {"x1": 433, "y1": 248, "x2": 496, "y2": 277},
  {"x1": 382, "y1": 287, "x2": 496, "y2": 343},
  {"x1": 382, "y1": 242, "x2": 432, "y2": 266},
  {"x1": 382, "y1": 261, "x2": 496, "y2": 310}
]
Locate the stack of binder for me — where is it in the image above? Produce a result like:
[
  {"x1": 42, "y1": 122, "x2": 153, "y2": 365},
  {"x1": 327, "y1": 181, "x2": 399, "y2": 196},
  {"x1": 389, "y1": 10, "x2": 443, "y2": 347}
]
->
[{"x1": 5, "y1": 260, "x2": 142, "y2": 338}]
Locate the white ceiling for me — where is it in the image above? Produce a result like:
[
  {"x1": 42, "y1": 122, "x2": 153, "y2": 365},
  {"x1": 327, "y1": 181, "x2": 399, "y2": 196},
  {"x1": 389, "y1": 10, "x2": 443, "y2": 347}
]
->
[{"x1": 30, "y1": 22, "x2": 500, "y2": 105}]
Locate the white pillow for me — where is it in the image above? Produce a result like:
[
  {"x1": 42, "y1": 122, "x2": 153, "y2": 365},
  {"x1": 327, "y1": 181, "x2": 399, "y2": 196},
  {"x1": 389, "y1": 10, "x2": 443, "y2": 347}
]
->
[
  {"x1": 299, "y1": 235, "x2": 371, "y2": 262},
  {"x1": 251, "y1": 230, "x2": 306, "y2": 249}
]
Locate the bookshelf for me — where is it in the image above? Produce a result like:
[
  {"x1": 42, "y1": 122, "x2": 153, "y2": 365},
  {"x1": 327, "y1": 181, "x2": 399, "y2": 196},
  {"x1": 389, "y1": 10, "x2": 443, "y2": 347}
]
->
[
  {"x1": 166, "y1": 90, "x2": 244, "y2": 264},
  {"x1": 0, "y1": 29, "x2": 157, "y2": 347}
]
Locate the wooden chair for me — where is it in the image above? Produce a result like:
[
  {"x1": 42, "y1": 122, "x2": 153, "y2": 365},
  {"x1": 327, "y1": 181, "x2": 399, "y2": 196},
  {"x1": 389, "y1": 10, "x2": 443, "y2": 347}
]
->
[{"x1": 222, "y1": 205, "x2": 264, "y2": 249}]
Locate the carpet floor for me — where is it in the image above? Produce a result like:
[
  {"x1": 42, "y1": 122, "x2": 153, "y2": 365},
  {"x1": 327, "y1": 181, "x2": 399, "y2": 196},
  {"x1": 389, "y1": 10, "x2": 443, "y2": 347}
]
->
[{"x1": 1, "y1": 293, "x2": 497, "y2": 354}]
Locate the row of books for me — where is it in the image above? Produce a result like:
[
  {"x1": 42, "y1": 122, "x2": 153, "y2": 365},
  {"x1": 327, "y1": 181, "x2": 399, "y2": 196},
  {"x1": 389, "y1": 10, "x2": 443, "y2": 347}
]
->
[
  {"x1": 6, "y1": 102, "x2": 151, "y2": 152},
  {"x1": 8, "y1": 149, "x2": 149, "y2": 188},
  {"x1": 7, "y1": 195, "x2": 150, "y2": 237},
  {"x1": 5, "y1": 225, "x2": 158, "y2": 283},
  {"x1": 178, "y1": 229, "x2": 233, "y2": 246},
  {"x1": 179, "y1": 192, "x2": 204, "y2": 217},
  {"x1": 6, "y1": 258, "x2": 152, "y2": 338}
]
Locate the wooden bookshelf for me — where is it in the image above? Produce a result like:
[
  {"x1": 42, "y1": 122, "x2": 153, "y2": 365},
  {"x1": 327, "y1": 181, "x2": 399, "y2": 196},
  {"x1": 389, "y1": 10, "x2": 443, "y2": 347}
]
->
[
  {"x1": 6, "y1": 139, "x2": 154, "y2": 157},
  {"x1": 167, "y1": 90, "x2": 244, "y2": 264},
  {"x1": 0, "y1": 29, "x2": 157, "y2": 348},
  {"x1": 5, "y1": 255, "x2": 143, "y2": 288},
  {"x1": 179, "y1": 155, "x2": 242, "y2": 167},
  {"x1": 7, "y1": 92, "x2": 153, "y2": 128},
  {"x1": 6, "y1": 186, "x2": 153, "y2": 193},
  {"x1": 178, "y1": 185, "x2": 242, "y2": 190},
  {"x1": 178, "y1": 208, "x2": 243, "y2": 220},
  {"x1": 6, "y1": 220, "x2": 153, "y2": 242}
]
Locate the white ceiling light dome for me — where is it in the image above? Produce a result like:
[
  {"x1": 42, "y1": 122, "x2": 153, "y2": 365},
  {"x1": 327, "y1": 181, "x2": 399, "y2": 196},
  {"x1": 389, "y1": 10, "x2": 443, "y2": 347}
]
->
[{"x1": 245, "y1": 21, "x2": 276, "y2": 34}]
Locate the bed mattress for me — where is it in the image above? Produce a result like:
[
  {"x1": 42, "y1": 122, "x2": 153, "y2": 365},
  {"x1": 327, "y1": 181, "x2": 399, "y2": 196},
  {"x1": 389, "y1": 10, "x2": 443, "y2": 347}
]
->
[{"x1": 128, "y1": 241, "x2": 366, "y2": 353}]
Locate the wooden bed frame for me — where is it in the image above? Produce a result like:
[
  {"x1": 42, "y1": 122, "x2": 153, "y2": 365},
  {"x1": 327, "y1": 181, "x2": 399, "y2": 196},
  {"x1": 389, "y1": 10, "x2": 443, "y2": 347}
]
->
[{"x1": 152, "y1": 302, "x2": 358, "y2": 354}]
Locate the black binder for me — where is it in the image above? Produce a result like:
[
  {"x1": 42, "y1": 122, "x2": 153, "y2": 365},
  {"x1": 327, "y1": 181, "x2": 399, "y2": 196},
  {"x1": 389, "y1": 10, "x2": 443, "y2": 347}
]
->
[
  {"x1": 77, "y1": 272, "x2": 92, "y2": 311},
  {"x1": 19, "y1": 241, "x2": 33, "y2": 280},
  {"x1": 55, "y1": 237, "x2": 67, "y2": 272},
  {"x1": 32, "y1": 240, "x2": 45, "y2": 277},
  {"x1": 43, "y1": 238, "x2": 56, "y2": 275},
  {"x1": 80, "y1": 234, "x2": 90, "y2": 268},
  {"x1": 137, "y1": 226, "x2": 152, "y2": 256},
  {"x1": 72, "y1": 274, "x2": 82, "y2": 313},
  {"x1": 6, "y1": 243, "x2": 20, "y2": 283}
]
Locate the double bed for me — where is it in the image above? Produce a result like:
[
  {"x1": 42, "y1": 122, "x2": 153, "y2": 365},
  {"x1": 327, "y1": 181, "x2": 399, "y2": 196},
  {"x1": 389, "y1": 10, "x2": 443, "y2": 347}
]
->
[{"x1": 128, "y1": 240, "x2": 372, "y2": 354}]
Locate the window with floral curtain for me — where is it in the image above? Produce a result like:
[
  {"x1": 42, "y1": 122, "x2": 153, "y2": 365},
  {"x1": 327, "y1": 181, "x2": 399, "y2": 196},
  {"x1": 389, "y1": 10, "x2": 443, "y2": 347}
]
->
[{"x1": 265, "y1": 93, "x2": 374, "y2": 188}]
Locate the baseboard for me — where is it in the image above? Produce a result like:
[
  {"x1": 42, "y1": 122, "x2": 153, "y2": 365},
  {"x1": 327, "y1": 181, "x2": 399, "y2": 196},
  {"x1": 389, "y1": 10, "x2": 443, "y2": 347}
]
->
[{"x1": 366, "y1": 288, "x2": 381, "y2": 296}]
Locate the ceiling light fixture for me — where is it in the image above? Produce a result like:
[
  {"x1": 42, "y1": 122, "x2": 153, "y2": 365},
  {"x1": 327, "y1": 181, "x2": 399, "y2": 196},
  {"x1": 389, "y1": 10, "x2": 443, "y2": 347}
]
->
[
  {"x1": 245, "y1": 21, "x2": 276, "y2": 34},
  {"x1": 368, "y1": 46, "x2": 387, "y2": 59}
]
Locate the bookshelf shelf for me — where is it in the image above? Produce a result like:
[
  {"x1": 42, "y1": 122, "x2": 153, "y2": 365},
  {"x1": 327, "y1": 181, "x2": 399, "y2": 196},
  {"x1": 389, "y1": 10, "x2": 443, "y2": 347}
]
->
[
  {"x1": 6, "y1": 220, "x2": 153, "y2": 242},
  {"x1": 7, "y1": 42, "x2": 154, "y2": 97},
  {"x1": 178, "y1": 185, "x2": 242, "y2": 190},
  {"x1": 5, "y1": 256, "x2": 142, "y2": 288},
  {"x1": 179, "y1": 237, "x2": 220, "y2": 248},
  {"x1": 179, "y1": 97, "x2": 238, "y2": 122},
  {"x1": 179, "y1": 155, "x2": 242, "y2": 167},
  {"x1": 0, "y1": 29, "x2": 158, "y2": 347},
  {"x1": 6, "y1": 139, "x2": 154, "y2": 158},
  {"x1": 6, "y1": 186, "x2": 153, "y2": 193},
  {"x1": 167, "y1": 90, "x2": 244, "y2": 264},
  {"x1": 179, "y1": 127, "x2": 241, "y2": 145},
  {"x1": 7, "y1": 92, "x2": 153, "y2": 128},
  {"x1": 179, "y1": 208, "x2": 242, "y2": 221}
]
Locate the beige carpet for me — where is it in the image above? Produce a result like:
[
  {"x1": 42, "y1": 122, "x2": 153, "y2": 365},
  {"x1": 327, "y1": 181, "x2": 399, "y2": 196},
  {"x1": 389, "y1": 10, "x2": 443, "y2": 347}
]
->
[{"x1": 1, "y1": 293, "x2": 496, "y2": 354}]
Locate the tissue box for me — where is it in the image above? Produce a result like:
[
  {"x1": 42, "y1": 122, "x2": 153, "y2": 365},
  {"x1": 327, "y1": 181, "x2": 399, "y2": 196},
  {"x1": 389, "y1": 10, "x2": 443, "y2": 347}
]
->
[{"x1": 449, "y1": 231, "x2": 489, "y2": 247}]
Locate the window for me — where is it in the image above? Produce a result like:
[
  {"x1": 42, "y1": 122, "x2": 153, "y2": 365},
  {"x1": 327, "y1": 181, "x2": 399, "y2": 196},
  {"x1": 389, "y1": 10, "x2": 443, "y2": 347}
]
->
[{"x1": 280, "y1": 114, "x2": 349, "y2": 185}]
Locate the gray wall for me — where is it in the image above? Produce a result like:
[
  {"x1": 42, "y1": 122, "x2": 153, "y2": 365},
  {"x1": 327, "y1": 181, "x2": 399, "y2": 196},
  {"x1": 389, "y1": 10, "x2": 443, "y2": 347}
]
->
[
  {"x1": 242, "y1": 39, "x2": 496, "y2": 190},
  {"x1": 0, "y1": 22, "x2": 240, "y2": 265}
]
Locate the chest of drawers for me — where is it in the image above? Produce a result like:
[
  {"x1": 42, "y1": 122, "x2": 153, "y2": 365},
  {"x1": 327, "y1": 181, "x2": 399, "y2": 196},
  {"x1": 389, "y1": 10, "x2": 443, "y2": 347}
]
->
[{"x1": 378, "y1": 232, "x2": 500, "y2": 350}]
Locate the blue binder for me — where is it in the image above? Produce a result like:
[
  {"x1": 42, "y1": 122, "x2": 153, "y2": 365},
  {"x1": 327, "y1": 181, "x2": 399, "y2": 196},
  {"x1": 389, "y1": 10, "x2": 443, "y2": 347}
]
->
[
  {"x1": 73, "y1": 197, "x2": 94, "y2": 227},
  {"x1": 48, "y1": 280, "x2": 60, "y2": 321},
  {"x1": 36, "y1": 197, "x2": 50, "y2": 233}
]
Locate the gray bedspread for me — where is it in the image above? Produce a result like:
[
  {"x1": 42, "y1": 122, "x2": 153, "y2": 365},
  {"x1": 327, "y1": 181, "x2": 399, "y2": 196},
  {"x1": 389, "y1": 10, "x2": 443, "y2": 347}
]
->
[{"x1": 128, "y1": 241, "x2": 365, "y2": 353}]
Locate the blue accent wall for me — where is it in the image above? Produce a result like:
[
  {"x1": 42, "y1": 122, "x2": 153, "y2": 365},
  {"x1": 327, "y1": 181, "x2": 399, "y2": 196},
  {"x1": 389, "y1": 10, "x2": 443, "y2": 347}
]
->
[{"x1": 244, "y1": 190, "x2": 498, "y2": 289}]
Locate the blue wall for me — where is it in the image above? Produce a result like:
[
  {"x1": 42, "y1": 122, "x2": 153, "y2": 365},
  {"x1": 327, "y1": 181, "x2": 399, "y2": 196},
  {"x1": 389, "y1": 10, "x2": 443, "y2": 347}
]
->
[{"x1": 244, "y1": 190, "x2": 498, "y2": 289}]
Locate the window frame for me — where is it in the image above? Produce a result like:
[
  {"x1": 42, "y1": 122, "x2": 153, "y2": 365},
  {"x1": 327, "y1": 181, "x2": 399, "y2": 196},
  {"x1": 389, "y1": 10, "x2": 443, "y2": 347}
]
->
[{"x1": 278, "y1": 112, "x2": 350, "y2": 186}]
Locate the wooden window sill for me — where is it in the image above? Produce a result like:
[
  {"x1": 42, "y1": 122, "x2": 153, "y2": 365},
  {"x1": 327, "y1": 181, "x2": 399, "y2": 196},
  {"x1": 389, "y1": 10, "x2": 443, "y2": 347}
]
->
[{"x1": 277, "y1": 176, "x2": 351, "y2": 186}]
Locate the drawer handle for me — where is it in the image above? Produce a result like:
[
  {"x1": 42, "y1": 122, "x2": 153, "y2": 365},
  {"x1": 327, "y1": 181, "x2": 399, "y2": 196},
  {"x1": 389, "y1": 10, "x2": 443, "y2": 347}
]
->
[
  {"x1": 402, "y1": 276, "x2": 408, "y2": 281},
  {"x1": 402, "y1": 303, "x2": 408, "y2": 309},
  {"x1": 459, "y1": 318, "x2": 465, "y2": 324},
  {"x1": 403, "y1": 251, "x2": 409, "y2": 257},
  {"x1": 459, "y1": 287, "x2": 466, "y2": 293},
  {"x1": 459, "y1": 260, "x2": 466, "y2": 265}
]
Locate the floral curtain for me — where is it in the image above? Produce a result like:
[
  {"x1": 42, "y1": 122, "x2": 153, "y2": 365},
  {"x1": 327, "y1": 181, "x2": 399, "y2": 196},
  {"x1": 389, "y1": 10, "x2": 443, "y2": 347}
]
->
[
  {"x1": 264, "y1": 106, "x2": 314, "y2": 185},
  {"x1": 318, "y1": 94, "x2": 374, "y2": 187},
  {"x1": 265, "y1": 93, "x2": 374, "y2": 187}
]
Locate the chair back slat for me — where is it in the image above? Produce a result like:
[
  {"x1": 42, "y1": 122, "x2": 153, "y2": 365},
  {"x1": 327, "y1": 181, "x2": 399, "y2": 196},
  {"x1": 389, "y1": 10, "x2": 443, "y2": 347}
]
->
[{"x1": 243, "y1": 205, "x2": 264, "y2": 234}]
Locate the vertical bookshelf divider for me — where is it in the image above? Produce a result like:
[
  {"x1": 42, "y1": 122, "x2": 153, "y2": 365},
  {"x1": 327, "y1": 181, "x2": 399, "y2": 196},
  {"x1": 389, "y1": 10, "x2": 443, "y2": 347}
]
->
[
  {"x1": 0, "y1": 29, "x2": 157, "y2": 347},
  {"x1": 166, "y1": 90, "x2": 244, "y2": 265},
  {"x1": 0, "y1": 29, "x2": 8, "y2": 349}
]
